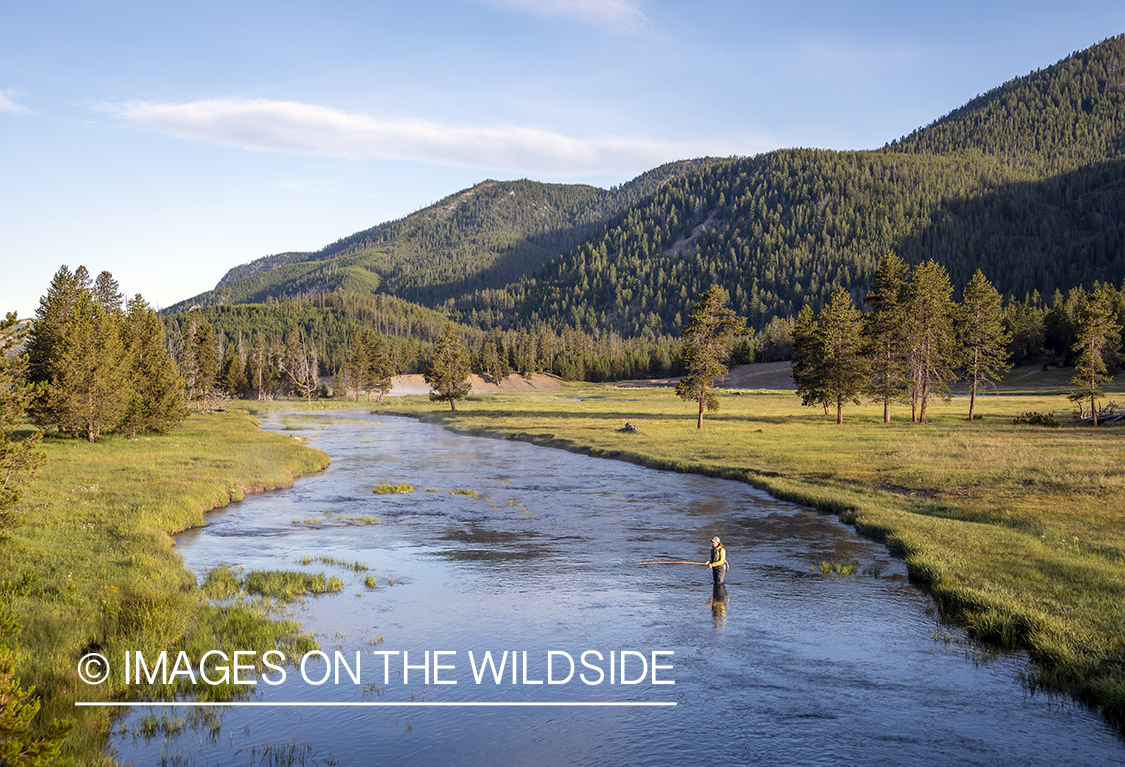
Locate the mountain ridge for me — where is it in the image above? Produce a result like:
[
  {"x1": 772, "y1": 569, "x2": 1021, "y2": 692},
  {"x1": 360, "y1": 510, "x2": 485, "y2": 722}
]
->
[{"x1": 169, "y1": 35, "x2": 1125, "y2": 339}]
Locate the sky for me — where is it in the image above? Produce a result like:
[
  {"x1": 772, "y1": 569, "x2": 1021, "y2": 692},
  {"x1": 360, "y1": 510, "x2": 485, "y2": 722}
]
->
[{"x1": 2, "y1": 1, "x2": 1124, "y2": 318}]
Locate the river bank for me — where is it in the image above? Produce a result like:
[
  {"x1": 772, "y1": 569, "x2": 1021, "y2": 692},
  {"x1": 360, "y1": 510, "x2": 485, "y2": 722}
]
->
[
  {"x1": 2, "y1": 411, "x2": 330, "y2": 765},
  {"x1": 377, "y1": 385, "x2": 1125, "y2": 733}
]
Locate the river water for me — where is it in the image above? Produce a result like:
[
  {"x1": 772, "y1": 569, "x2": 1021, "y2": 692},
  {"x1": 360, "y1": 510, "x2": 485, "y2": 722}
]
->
[{"x1": 112, "y1": 410, "x2": 1123, "y2": 766}]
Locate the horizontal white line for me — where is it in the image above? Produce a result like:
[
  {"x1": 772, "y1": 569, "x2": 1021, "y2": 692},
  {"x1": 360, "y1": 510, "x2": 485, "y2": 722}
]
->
[{"x1": 76, "y1": 701, "x2": 676, "y2": 708}]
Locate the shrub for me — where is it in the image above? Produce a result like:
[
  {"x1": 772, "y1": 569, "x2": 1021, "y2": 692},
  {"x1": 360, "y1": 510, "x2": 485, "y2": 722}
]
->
[{"x1": 1012, "y1": 411, "x2": 1060, "y2": 427}]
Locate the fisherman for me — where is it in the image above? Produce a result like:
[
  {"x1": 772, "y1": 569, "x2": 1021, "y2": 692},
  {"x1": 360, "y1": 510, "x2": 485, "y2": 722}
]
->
[{"x1": 707, "y1": 536, "x2": 728, "y2": 586}]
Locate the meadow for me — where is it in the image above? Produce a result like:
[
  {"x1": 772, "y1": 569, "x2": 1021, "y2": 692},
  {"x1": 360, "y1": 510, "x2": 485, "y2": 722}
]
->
[
  {"x1": 380, "y1": 380, "x2": 1125, "y2": 730},
  {"x1": 7, "y1": 375, "x2": 1125, "y2": 763},
  {"x1": 2, "y1": 412, "x2": 329, "y2": 765}
]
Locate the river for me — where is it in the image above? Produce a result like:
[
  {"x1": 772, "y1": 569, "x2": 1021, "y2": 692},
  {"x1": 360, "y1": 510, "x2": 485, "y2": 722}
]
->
[{"x1": 111, "y1": 410, "x2": 1124, "y2": 766}]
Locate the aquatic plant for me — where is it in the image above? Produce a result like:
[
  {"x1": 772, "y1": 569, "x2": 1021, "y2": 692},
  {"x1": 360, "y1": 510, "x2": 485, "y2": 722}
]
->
[
  {"x1": 336, "y1": 514, "x2": 382, "y2": 525},
  {"x1": 813, "y1": 558, "x2": 859, "y2": 575},
  {"x1": 243, "y1": 570, "x2": 344, "y2": 600},
  {"x1": 450, "y1": 488, "x2": 479, "y2": 497},
  {"x1": 364, "y1": 575, "x2": 379, "y2": 588},
  {"x1": 374, "y1": 482, "x2": 415, "y2": 494},
  {"x1": 200, "y1": 565, "x2": 244, "y2": 600},
  {"x1": 300, "y1": 555, "x2": 371, "y2": 571}
]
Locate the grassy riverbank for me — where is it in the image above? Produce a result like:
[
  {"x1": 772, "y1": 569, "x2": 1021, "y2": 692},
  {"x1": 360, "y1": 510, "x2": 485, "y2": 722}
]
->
[
  {"x1": 2, "y1": 411, "x2": 330, "y2": 765},
  {"x1": 380, "y1": 385, "x2": 1125, "y2": 731}
]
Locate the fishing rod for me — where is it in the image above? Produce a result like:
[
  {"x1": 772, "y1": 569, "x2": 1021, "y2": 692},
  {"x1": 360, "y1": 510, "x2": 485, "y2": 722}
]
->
[{"x1": 632, "y1": 560, "x2": 708, "y2": 566}]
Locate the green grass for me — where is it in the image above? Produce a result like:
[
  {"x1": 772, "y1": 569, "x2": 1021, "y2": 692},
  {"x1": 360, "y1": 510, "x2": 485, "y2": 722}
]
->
[
  {"x1": 373, "y1": 482, "x2": 415, "y2": 494},
  {"x1": 292, "y1": 510, "x2": 382, "y2": 526},
  {"x1": 243, "y1": 570, "x2": 344, "y2": 600},
  {"x1": 382, "y1": 382, "x2": 1125, "y2": 732},
  {"x1": 298, "y1": 555, "x2": 371, "y2": 572},
  {"x1": 1, "y1": 411, "x2": 330, "y2": 765},
  {"x1": 815, "y1": 559, "x2": 860, "y2": 575}
]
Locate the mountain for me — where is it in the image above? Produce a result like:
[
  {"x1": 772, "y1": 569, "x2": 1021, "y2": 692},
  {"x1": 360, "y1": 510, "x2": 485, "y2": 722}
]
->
[
  {"x1": 171, "y1": 35, "x2": 1125, "y2": 343},
  {"x1": 454, "y1": 35, "x2": 1125, "y2": 337},
  {"x1": 165, "y1": 159, "x2": 721, "y2": 314}
]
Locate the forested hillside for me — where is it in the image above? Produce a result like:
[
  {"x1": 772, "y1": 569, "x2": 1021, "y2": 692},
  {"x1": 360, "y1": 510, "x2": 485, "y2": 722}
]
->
[
  {"x1": 166, "y1": 159, "x2": 719, "y2": 314},
  {"x1": 455, "y1": 35, "x2": 1125, "y2": 337},
  {"x1": 164, "y1": 35, "x2": 1125, "y2": 383}
]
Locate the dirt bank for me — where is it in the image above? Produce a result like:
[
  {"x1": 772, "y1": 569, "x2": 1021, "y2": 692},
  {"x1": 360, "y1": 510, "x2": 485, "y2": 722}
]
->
[
  {"x1": 616, "y1": 361, "x2": 795, "y2": 390},
  {"x1": 389, "y1": 372, "x2": 564, "y2": 396}
]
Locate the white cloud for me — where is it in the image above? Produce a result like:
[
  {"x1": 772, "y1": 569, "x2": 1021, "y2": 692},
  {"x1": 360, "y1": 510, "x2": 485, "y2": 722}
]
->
[
  {"x1": 473, "y1": 0, "x2": 650, "y2": 35},
  {"x1": 108, "y1": 98, "x2": 733, "y2": 175},
  {"x1": 0, "y1": 90, "x2": 34, "y2": 116}
]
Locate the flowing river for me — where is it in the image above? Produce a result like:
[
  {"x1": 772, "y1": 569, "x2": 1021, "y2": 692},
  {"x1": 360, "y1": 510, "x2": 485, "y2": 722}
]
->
[{"x1": 112, "y1": 410, "x2": 1123, "y2": 766}]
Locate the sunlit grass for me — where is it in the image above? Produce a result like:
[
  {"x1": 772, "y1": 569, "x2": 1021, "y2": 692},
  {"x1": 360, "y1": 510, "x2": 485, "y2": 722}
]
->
[
  {"x1": 243, "y1": 570, "x2": 344, "y2": 600},
  {"x1": 2, "y1": 411, "x2": 330, "y2": 764},
  {"x1": 373, "y1": 482, "x2": 415, "y2": 494}
]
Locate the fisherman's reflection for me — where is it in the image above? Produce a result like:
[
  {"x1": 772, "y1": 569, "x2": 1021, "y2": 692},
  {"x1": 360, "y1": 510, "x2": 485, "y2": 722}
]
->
[{"x1": 708, "y1": 583, "x2": 728, "y2": 626}]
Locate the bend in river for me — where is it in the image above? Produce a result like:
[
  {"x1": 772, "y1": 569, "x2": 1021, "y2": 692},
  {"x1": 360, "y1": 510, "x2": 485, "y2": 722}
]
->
[{"x1": 113, "y1": 411, "x2": 1125, "y2": 766}]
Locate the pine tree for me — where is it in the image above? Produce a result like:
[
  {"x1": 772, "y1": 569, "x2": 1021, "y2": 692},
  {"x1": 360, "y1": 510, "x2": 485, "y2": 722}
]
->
[
  {"x1": 347, "y1": 330, "x2": 372, "y2": 402},
  {"x1": 906, "y1": 261, "x2": 958, "y2": 423},
  {"x1": 791, "y1": 304, "x2": 829, "y2": 414},
  {"x1": 958, "y1": 270, "x2": 1011, "y2": 421},
  {"x1": 367, "y1": 335, "x2": 394, "y2": 403},
  {"x1": 51, "y1": 291, "x2": 130, "y2": 442},
  {"x1": 864, "y1": 252, "x2": 911, "y2": 423},
  {"x1": 1068, "y1": 287, "x2": 1122, "y2": 425},
  {"x1": 219, "y1": 342, "x2": 248, "y2": 399},
  {"x1": 120, "y1": 295, "x2": 188, "y2": 438},
  {"x1": 92, "y1": 270, "x2": 123, "y2": 316},
  {"x1": 816, "y1": 288, "x2": 869, "y2": 424},
  {"x1": 674, "y1": 286, "x2": 746, "y2": 429},
  {"x1": 190, "y1": 320, "x2": 219, "y2": 409},
  {"x1": 25, "y1": 266, "x2": 82, "y2": 425},
  {"x1": 425, "y1": 323, "x2": 472, "y2": 412},
  {"x1": 0, "y1": 313, "x2": 46, "y2": 530}
]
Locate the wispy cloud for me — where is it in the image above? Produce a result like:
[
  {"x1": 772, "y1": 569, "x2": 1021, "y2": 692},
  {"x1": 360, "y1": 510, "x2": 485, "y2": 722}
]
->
[
  {"x1": 107, "y1": 98, "x2": 731, "y2": 175},
  {"x1": 0, "y1": 90, "x2": 34, "y2": 116},
  {"x1": 472, "y1": 0, "x2": 650, "y2": 35}
]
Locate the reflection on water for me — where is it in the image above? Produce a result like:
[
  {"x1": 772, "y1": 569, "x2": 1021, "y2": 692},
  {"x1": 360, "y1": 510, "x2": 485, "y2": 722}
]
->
[{"x1": 112, "y1": 411, "x2": 1124, "y2": 766}]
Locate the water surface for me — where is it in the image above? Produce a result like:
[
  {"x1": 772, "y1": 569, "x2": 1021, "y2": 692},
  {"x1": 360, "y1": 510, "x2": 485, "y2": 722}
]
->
[{"x1": 112, "y1": 411, "x2": 1124, "y2": 766}]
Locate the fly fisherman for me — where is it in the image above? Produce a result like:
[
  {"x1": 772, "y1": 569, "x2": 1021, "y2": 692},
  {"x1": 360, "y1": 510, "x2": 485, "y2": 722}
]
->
[{"x1": 707, "y1": 536, "x2": 728, "y2": 586}]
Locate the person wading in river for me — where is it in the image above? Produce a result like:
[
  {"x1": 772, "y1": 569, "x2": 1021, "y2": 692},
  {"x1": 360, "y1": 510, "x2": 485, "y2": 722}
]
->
[{"x1": 707, "y1": 536, "x2": 728, "y2": 586}]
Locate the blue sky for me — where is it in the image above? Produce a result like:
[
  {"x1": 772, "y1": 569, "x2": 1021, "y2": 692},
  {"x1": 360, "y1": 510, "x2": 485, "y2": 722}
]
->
[{"x1": 3, "y1": 1, "x2": 1124, "y2": 317}]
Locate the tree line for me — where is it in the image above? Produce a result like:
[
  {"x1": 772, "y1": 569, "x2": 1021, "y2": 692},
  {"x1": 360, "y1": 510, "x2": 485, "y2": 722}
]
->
[
  {"x1": 23, "y1": 266, "x2": 188, "y2": 442},
  {"x1": 790, "y1": 253, "x2": 1123, "y2": 424}
]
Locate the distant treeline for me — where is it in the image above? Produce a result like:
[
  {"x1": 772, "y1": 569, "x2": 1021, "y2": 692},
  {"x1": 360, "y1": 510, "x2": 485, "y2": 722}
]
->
[{"x1": 162, "y1": 268, "x2": 1125, "y2": 396}]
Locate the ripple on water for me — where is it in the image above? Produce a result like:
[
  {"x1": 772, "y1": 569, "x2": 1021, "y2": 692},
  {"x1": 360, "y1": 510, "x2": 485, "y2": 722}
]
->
[{"x1": 119, "y1": 412, "x2": 1125, "y2": 767}]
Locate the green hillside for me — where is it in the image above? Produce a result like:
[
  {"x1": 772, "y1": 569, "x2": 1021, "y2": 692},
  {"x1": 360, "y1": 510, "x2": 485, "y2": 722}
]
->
[
  {"x1": 167, "y1": 35, "x2": 1125, "y2": 364},
  {"x1": 455, "y1": 35, "x2": 1125, "y2": 337},
  {"x1": 166, "y1": 159, "x2": 719, "y2": 314}
]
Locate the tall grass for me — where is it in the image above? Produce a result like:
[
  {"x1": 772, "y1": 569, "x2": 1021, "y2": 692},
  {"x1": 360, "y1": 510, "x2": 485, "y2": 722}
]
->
[
  {"x1": 1, "y1": 412, "x2": 330, "y2": 764},
  {"x1": 383, "y1": 384, "x2": 1125, "y2": 732},
  {"x1": 243, "y1": 570, "x2": 344, "y2": 600}
]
